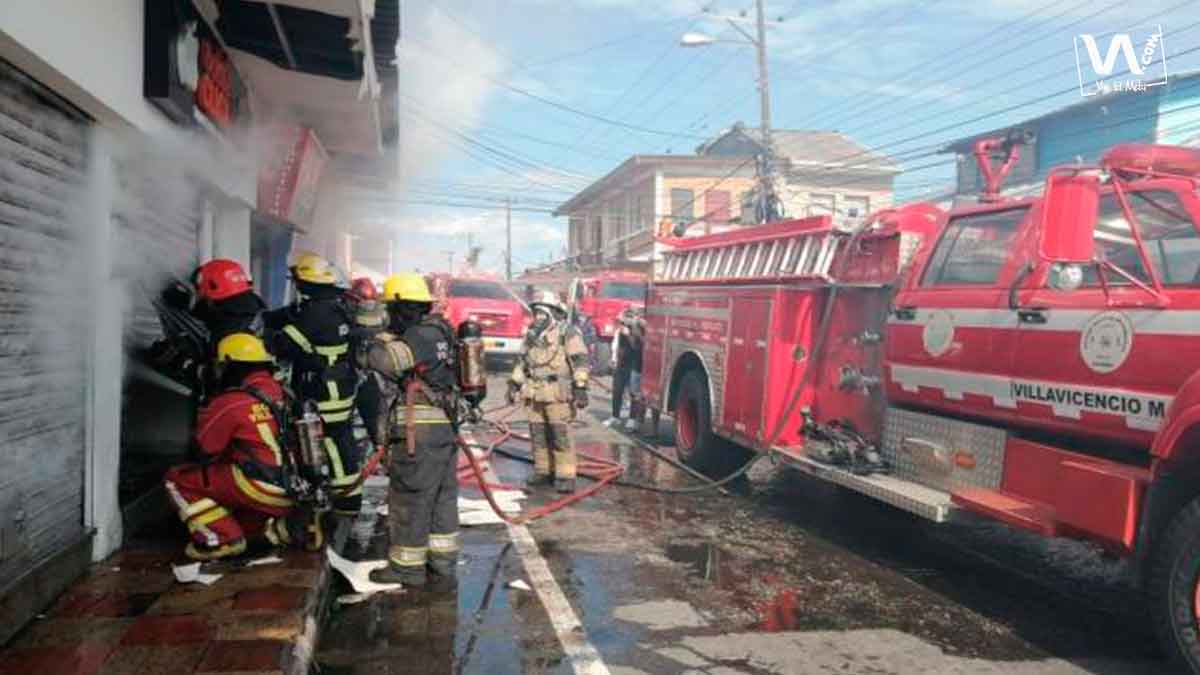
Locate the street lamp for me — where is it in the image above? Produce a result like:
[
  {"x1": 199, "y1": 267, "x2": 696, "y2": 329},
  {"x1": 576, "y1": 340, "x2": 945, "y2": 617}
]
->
[{"x1": 680, "y1": 0, "x2": 779, "y2": 224}]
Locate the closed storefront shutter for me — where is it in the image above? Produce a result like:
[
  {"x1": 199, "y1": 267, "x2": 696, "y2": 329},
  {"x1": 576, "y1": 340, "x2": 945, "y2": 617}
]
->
[
  {"x1": 112, "y1": 160, "x2": 201, "y2": 350},
  {"x1": 0, "y1": 61, "x2": 89, "y2": 586}
]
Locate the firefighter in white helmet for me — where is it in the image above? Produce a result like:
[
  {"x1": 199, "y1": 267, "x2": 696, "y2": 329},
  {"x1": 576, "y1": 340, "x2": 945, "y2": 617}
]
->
[{"x1": 508, "y1": 290, "x2": 591, "y2": 493}]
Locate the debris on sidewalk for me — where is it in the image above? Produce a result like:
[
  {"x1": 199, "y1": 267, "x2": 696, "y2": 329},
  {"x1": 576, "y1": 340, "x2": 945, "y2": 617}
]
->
[
  {"x1": 459, "y1": 490, "x2": 525, "y2": 526},
  {"x1": 171, "y1": 561, "x2": 222, "y2": 586},
  {"x1": 326, "y1": 548, "x2": 404, "y2": 596},
  {"x1": 508, "y1": 579, "x2": 532, "y2": 591},
  {"x1": 245, "y1": 554, "x2": 284, "y2": 567}
]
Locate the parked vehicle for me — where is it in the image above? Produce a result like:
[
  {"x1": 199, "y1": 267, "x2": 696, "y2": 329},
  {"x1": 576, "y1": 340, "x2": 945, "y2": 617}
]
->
[
  {"x1": 427, "y1": 274, "x2": 530, "y2": 361},
  {"x1": 642, "y1": 139, "x2": 1200, "y2": 672},
  {"x1": 570, "y1": 271, "x2": 647, "y2": 374}
]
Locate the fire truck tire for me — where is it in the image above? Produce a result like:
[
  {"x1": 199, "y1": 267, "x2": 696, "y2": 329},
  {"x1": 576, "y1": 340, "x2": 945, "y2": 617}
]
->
[
  {"x1": 1149, "y1": 496, "x2": 1200, "y2": 673},
  {"x1": 673, "y1": 370, "x2": 728, "y2": 470},
  {"x1": 593, "y1": 342, "x2": 612, "y2": 376}
]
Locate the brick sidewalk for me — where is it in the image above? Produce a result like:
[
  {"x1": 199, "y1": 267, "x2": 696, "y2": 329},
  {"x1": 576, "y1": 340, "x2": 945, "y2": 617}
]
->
[{"x1": 0, "y1": 537, "x2": 328, "y2": 675}]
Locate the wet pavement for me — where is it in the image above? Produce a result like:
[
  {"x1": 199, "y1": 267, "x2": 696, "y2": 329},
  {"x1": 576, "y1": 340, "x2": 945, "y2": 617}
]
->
[{"x1": 313, "y1": 373, "x2": 1176, "y2": 674}]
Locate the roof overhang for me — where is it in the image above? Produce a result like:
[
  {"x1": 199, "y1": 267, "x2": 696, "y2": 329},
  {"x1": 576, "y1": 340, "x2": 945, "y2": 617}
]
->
[{"x1": 193, "y1": 0, "x2": 397, "y2": 155}]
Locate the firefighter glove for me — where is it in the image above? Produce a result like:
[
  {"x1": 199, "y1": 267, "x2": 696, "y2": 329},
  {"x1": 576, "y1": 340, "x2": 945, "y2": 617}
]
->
[{"x1": 573, "y1": 386, "x2": 589, "y2": 410}]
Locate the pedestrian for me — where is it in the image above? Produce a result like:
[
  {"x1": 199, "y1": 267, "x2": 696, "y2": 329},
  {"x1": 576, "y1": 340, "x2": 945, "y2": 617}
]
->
[
  {"x1": 263, "y1": 253, "x2": 362, "y2": 516},
  {"x1": 508, "y1": 291, "x2": 591, "y2": 493},
  {"x1": 606, "y1": 307, "x2": 645, "y2": 431},
  {"x1": 365, "y1": 273, "x2": 462, "y2": 587},
  {"x1": 163, "y1": 333, "x2": 313, "y2": 560}
]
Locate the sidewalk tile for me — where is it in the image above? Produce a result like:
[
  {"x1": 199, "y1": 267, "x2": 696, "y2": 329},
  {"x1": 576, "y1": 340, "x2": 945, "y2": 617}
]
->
[
  {"x1": 96, "y1": 644, "x2": 207, "y2": 675},
  {"x1": 214, "y1": 612, "x2": 305, "y2": 641},
  {"x1": 0, "y1": 642, "x2": 114, "y2": 675},
  {"x1": 232, "y1": 586, "x2": 307, "y2": 612},
  {"x1": 121, "y1": 614, "x2": 213, "y2": 645},
  {"x1": 195, "y1": 640, "x2": 285, "y2": 672}
]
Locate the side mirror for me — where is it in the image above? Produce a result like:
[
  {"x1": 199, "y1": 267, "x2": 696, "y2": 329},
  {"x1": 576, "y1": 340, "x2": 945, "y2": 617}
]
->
[{"x1": 1038, "y1": 173, "x2": 1099, "y2": 263}]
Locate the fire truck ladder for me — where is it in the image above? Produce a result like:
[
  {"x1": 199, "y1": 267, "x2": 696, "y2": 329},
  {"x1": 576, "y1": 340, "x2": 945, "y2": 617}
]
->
[{"x1": 657, "y1": 228, "x2": 840, "y2": 282}]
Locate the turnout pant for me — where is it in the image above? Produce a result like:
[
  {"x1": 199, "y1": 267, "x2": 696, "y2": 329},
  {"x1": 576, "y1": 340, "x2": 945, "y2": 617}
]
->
[
  {"x1": 612, "y1": 365, "x2": 633, "y2": 418},
  {"x1": 387, "y1": 422, "x2": 460, "y2": 575},
  {"x1": 527, "y1": 402, "x2": 576, "y2": 479},
  {"x1": 324, "y1": 421, "x2": 364, "y2": 515},
  {"x1": 164, "y1": 463, "x2": 292, "y2": 548}
]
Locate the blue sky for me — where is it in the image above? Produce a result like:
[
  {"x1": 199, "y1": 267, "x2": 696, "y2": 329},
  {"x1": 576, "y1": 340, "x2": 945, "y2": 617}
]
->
[{"x1": 359, "y1": 0, "x2": 1200, "y2": 277}]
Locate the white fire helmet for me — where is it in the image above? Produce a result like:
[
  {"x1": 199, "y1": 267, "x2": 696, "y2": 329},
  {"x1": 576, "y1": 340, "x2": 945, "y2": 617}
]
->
[{"x1": 530, "y1": 290, "x2": 566, "y2": 317}]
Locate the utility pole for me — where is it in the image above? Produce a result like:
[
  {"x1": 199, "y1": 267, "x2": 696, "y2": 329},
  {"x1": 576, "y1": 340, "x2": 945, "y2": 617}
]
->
[
  {"x1": 505, "y1": 196, "x2": 512, "y2": 281},
  {"x1": 753, "y1": 0, "x2": 777, "y2": 223},
  {"x1": 444, "y1": 250, "x2": 455, "y2": 274}
]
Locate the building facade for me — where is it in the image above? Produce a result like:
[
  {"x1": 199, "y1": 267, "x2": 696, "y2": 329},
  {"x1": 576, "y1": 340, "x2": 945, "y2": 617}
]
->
[
  {"x1": 555, "y1": 123, "x2": 897, "y2": 268},
  {"x1": 0, "y1": 0, "x2": 397, "y2": 641},
  {"x1": 943, "y1": 71, "x2": 1200, "y2": 203}
]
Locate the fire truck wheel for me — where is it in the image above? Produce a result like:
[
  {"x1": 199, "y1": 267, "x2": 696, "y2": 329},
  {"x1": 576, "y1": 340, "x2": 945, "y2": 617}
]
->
[
  {"x1": 674, "y1": 370, "x2": 721, "y2": 468},
  {"x1": 1149, "y1": 496, "x2": 1200, "y2": 672},
  {"x1": 593, "y1": 342, "x2": 612, "y2": 376}
]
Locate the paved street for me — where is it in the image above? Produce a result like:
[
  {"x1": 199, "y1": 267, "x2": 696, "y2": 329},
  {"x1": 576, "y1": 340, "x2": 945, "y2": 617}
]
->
[{"x1": 314, "y1": 373, "x2": 1176, "y2": 675}]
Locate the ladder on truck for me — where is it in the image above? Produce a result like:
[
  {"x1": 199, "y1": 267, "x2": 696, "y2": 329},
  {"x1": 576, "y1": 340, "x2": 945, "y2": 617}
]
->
[{"x1": 656, "y1": 221, "x2": 842, "y2": 283}]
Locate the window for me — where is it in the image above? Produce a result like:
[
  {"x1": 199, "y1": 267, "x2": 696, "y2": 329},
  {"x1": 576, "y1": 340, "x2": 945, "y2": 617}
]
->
[
  {"x1": 448, "y1": 280, "x2": 517, "y2": 300},
  {"x1": 842, "y1": 195, "x2": 869, "y2": 219},
  {"x1": 809, "y1": 193, "x2": 835, "y2": 216},
  {"x1": 1086, "y1": 189, "x2": 1200, "y2": 286},
  {"x1": 706, "y1": 190, "x2": 731, "y2": 223},
  {"x1": 923, "y1": 207, "x2": 1027, "y2": 286},
  {"x1": 671, "y1": 188, "x2": 694, "y2": 227}
]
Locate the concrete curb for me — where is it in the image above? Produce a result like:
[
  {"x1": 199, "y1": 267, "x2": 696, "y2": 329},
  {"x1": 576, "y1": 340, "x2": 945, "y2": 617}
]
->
[{"x1": 281, "y1": 518, "x2": 353, "y2": 675}]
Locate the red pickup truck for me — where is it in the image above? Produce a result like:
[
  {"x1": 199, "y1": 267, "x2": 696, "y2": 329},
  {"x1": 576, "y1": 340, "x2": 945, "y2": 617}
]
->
[{"x1": 427, "y1": 274, "x2": 530, "y2": 361}]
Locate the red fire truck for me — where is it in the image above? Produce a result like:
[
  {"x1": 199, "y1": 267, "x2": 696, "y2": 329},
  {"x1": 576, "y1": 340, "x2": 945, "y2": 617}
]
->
[
  {"x1": 570, "y1": 271, "x2": 648, "y2": 373},
  {"x1": 642, "y1": 139, "x2": 1200, "y2": 670},
  {"x1": 427, "y1": 273, "x2": 530, "y2": 360}
]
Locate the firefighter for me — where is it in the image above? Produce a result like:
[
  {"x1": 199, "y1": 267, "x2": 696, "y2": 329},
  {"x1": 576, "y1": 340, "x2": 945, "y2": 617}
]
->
[
  {"x1": 365, "y1": 273, "x2": 461, "y2": 587},
  {"x1": 348, "y1": 277, "x2": 387, "y2": 466},
  {"x1": 263, "y1": 253, "x2": 362, "y2": 515},
  {"x1": 508, "y1": 291, "x2": 591, "y2": 493},
  {"x1": 163, "y1": 333, "x2": 304, "y2": 560},
  {"x1": 191, "y1": 259, "x2": 266, "y2": 343}
]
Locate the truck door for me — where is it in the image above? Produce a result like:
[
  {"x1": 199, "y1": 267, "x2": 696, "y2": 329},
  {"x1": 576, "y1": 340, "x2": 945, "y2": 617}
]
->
[
  {"x1": 1011, "y1": 188, "x2": 1200, "y2": 447},
  {"x1": 886, "y1": 205, "x2": 1031, "y2": 423},
  {"x1": 725, "y1": 297, "x2": 772, "y2": 440}
]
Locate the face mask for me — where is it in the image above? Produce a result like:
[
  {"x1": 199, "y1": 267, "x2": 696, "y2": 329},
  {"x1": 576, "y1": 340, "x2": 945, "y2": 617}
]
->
[{"x1": 530, "y1": 311, "x2": 551, "y2": 336}]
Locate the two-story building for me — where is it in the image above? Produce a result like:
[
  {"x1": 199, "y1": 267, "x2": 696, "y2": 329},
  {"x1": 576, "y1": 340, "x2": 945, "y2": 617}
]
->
[{"x1": 554, "y1": 122, "x2": 897, "y2": 269}]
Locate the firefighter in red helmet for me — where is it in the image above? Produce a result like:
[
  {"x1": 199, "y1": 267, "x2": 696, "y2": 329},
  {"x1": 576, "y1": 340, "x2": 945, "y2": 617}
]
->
[
  {"x1": 191, "y1": 259, "x2": 267, "y2": 344},
  {"x1": 163, "y1": 333, "x2": 316, "y2": 560}
]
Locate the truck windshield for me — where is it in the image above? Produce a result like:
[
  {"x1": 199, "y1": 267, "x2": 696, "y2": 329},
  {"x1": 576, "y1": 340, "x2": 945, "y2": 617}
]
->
[
  {"x1": 448, "y1": 280, "x2": 515, "y2": 300},
  {"x1": 598, "y1": 282, "x2": 646, "y2": 300},
  {"x1": 1087, "y1": 189, "x2": 1200, "y2": 286}
]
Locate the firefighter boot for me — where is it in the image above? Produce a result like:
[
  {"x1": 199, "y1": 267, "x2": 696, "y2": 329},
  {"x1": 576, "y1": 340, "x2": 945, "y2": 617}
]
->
[
  {"x1": 369, "y1": 565, "x2": 426, "y2": 587},
  {"x1": 525, "y1": 473, "x2": 554, "y2": 489},
  {"x1": 185, "y1": 537, "x2": 247, "y2": 561},
  {"x1": 555, "y1": 477, "x2": 577, "y2": 494}
]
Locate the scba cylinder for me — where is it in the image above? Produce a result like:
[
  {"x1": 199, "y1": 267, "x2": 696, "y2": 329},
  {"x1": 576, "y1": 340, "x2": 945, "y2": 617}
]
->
[{"x1": 457, "y1": 320, "x2": 487, "y2": 408}]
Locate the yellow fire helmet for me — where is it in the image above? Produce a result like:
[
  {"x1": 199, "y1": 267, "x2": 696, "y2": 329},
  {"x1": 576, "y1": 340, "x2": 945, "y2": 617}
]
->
[
  {"x1": 290, "y1": 252, "x2": 339, "y2": 285},
  {"x1": 382, "y1": 273, "x2": 433, "y2": 303},
  {"x1": 216, "y1": 333, "x2": 274, "y2": 364}
]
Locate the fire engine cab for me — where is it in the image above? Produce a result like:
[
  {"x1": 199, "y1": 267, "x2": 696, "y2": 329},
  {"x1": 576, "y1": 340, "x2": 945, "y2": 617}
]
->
[{"x1": 642, "y1": 140, "x2": 1200, "y2": 671}]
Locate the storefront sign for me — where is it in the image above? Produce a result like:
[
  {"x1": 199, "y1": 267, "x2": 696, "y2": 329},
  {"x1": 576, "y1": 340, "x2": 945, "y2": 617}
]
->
[
  {"x1": 258, "y1": 125, "x2": 327, "y2": 227},
  {"x1": 144, "y1": 0, "x2": 245, "y2": 131}
]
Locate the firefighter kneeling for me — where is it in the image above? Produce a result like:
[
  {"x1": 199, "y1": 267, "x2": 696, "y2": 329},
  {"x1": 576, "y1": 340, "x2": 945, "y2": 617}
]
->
[
  {"x1": 163, "y1": 334, "x2": 311, "y2": 560},
  {"x1": 509, "y1": 291, "x2": 591, "y2": 494},
  {"x1": 366, "y1": 273, "x2": 461, "y2": 587}
]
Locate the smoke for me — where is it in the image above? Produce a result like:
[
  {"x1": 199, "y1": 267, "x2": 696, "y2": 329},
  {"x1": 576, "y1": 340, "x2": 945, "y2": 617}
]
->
[{"x1": 395, "y1": 6, "x2": 507, "y2": 187}]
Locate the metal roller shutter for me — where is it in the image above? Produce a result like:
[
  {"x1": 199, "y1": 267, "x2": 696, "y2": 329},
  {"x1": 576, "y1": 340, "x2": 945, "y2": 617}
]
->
[
  {"x1": 112, "y1": 157, "x2": 201, "y2": 350},
  {"x1": 0, "y1": 61, "x2": 88, "y2": 585}
]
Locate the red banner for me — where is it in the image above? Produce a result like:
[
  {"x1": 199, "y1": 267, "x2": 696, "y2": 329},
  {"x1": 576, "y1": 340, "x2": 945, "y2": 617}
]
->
[{"x1": 257, "y1": 125, "x2": 327, "y2": 226}]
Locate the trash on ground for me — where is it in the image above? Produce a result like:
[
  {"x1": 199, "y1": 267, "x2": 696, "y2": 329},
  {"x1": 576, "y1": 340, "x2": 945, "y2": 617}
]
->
[
  {"x1": 326, "y1": 548, "x2": 404, "y2": 595},
  {"x1": 172, "y1": 562, "x2": 223, "y2": 586},
  {"x1": 508, "y1": 579, "x2": 532, "y2": 591},
  {"x1": 245, "y1": 555, "x2": 284, "y2": 567}
]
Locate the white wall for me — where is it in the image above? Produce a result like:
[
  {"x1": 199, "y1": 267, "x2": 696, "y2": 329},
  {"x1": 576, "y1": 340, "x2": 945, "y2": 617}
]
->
[{"x1": 0, "y1": 0, "x2": 171, "y2": 133}]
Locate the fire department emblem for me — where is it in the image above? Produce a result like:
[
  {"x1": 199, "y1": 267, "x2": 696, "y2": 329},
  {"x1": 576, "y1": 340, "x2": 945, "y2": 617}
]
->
[
  {"x1": 1080, "y1": 311, "x2": 1134, "y2": 374},
  {"x1": 922, "y1": 310, "x2": 955, "y2": 358}
]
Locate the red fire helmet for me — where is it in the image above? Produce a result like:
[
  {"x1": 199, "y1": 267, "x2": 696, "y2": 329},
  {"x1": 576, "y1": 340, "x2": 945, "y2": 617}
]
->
[
  {"x1": 195, "y1": 259, "x2": 252, "y2": 301},
  {"x1": 348, "y1": 277, "x2": 379, "y2": 302}
]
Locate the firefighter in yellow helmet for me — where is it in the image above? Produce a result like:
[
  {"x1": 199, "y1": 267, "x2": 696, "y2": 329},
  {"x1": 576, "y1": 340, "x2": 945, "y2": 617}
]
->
[
  {"x1": 509, "y1": 290, "x2": 591, "y2": 493},
  {"x1": 365, "y1": 273, "x2": 462, "y2": 587},
  {"x1": 262, "y1": 252, "x2": 362, "y2": 515},
  {"x1": 163, "y1": 334, "x2": 312, "y2": 560}
]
